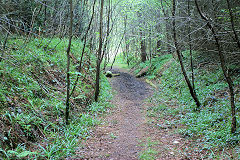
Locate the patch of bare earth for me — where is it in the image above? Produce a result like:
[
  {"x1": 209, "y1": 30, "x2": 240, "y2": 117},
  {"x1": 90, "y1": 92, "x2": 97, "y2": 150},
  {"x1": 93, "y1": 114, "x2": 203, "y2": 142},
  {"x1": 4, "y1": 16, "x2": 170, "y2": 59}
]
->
[
  {"x1": 71, "y1": 68, "x2": 208, "y2": 160},
  {"x1": 71, "y1": 68, "x2": 150, "y2": 159}
]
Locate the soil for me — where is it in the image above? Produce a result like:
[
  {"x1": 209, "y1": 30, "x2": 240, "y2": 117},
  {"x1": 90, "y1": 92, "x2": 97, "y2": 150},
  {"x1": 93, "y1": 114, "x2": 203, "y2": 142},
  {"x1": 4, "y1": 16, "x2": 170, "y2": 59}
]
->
[
  {"x1": 71, "y1": 67, "x2": 151, "y2": 159},
  {"x1": 70, "y1": 68, "x2": 203, "y2": 160}
]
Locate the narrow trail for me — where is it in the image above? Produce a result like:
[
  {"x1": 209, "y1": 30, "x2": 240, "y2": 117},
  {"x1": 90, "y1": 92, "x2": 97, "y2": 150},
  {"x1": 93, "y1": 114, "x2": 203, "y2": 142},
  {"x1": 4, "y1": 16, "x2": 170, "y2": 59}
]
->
[
  {"x1": 71, "y1": 68, "x2": 198, "y2": 160},
  {"x1": 75, "y1": 67, "x2": 152, "y2": 159},
  {"x1": 105, "y1": 68, "x2": 152, "y2": 159}
]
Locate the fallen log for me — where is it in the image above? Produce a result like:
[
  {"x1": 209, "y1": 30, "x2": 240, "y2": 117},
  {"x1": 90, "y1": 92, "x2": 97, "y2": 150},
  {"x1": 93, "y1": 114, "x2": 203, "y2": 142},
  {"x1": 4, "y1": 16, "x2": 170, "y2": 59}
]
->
[
  {"x1": 145, "y1": 79, "x2": 157, "y2": 89},
  {"x1": 136, "y1": 66, "x2": 149, "y2": 78},
  {"x1": 105, "y1": 71, "x2": 120, "y2": 78}
]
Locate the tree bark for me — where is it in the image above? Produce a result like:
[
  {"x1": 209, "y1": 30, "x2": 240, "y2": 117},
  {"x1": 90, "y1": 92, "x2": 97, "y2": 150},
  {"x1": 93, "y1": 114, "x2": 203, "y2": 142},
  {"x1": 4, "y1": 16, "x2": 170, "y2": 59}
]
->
[
  {"x1": 195, "y1": 0, "x2": 236, "y2": 133},
  {"x1": 95, "y1": 0, "x2": 104, "y2": 102},
  {"x1": 124, "y1": 15, "x2": 130, "y2": 65},
  {"x1": 172, "y1": 0, "x2": 201, "y2": 109},
  {"x1": 103, "y1": 0, "x2": 111, "y2": 71},
  {"x1": 188, "y1": 0, "x2": 195, "y2": 91},
  {"x1": 160, "y1": 0, "x2": 171, "y2": 54},
  {"x1": 101, "y1": 0, "x2": 111, "y2": 63},
  {"x1": 65, "y1": 0, "x2": 73, "y2": 125},
  {"x1": 140, "y1": 40, "x2": 147, "y2": 62}
]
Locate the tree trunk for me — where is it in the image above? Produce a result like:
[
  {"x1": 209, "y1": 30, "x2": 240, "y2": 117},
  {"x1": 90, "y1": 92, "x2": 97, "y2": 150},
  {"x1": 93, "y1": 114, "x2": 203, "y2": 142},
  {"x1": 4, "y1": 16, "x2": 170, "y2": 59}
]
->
[
  {"x1": 95, "y1": 0, "x2": 104, "y2": 102},
  {"x1": 140, "y1": 40, "x2": 147, "y2": 62},
  {"x1": 124, "y1": 15, "x2": 130, "y2": 65},
  {"x1": 160, "y1": 1, "x2": 171, "y2": 55},
  {"x1": 195, "y1": 0, "x2": 236, "y2": 133},
  {"x1": 103, "y1": 0, "x2": 111, "y2": 71},
  {"x1": 65, "y1": 0, "x2": 73, "y2": 125},
  {"x1": 172, "y1": 0, "x2": 201, "y2": 110},
  {"x1": 102, "y1": 0, "x2": 111, "y2": 63},
  {"x1": 188, "y1": 0, "x2": 195, "y2": 91}
]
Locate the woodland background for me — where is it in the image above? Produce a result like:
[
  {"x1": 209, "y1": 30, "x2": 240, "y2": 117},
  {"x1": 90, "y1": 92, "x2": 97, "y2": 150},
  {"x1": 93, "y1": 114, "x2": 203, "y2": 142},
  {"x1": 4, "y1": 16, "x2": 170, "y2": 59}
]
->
[{"x1": 0, "y1": 0, "x2": 240, "y2": 159}]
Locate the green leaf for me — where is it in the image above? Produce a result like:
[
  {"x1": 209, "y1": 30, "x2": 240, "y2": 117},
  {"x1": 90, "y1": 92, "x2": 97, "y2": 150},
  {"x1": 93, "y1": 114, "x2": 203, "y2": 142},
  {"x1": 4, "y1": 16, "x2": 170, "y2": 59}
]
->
[
  {"x1": 68, "y1": 71, "x2": 82, "y2": 75},
  {"x1": 17, "y1": 151, "x2": 37, "y2": 158}
]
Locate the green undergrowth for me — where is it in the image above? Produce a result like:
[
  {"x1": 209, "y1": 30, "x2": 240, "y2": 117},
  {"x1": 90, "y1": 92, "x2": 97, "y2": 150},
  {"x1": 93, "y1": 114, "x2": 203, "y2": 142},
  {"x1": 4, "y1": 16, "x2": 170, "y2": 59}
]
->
[
  {"x1": 133, "y1": 54, "x2": 172, "y2": 79},
  {"x1": 135, "y1": 52, "x2": 240, "y2": 157},
  {"x1": 139, "y1": 138, "x2": 158, "y2": 160},
  {"x1": 0, "y1": 37, "x2": 113, "y2": 159},
  {"x1": 106, "y1": 53, "x2": 129, "y2": 69}
]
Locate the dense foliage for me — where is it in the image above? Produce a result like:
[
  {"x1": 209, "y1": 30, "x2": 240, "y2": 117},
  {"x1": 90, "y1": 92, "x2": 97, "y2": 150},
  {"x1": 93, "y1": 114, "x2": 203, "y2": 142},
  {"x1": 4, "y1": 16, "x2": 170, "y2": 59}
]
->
[
  {"x1": 0, "y1": 37, "x2": 113, "y2": 159},
  {"x1": 140, "y1": 53, "x2": 240, "y2": 158}
]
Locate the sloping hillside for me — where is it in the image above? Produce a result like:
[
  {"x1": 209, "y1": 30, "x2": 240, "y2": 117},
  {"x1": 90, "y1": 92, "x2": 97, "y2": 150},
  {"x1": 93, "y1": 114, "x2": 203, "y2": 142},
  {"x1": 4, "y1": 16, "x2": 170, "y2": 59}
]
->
[{"x1": 0, "y1": 38, "x2": 112, "y2": 159}]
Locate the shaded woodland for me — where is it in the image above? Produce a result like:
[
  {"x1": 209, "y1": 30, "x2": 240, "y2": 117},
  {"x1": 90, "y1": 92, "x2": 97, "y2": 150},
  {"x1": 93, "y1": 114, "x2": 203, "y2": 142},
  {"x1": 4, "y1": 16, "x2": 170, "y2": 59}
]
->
[{"x1": 0, "y1": 0, "x2": 239, "y2": 159}]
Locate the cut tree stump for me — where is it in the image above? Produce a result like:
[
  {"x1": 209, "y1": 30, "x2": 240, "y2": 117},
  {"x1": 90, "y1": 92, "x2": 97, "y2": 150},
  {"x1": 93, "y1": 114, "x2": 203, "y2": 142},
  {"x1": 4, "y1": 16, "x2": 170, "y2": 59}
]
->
[
  {"x1": 105, "y1": 71, "x2": 120, "y2": 78},
  {"x1": 105, "y1": 71, "x2": 113, "y2": 78}
]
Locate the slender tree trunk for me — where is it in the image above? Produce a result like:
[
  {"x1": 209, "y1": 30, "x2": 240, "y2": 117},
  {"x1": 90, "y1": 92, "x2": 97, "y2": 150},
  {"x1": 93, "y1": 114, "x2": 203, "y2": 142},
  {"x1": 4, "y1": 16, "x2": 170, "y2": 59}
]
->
[
  {"x1": 102, "y1": 0, "x2": 111, "y2": 63},
  {"x1": 137, "y1": 11, "x2": 147, "y2": 63},
  {"x1": 110, "y1": 35, "x2": 124, "y2": 70},
  {"x1": 70, "y1": 0, "x2": 97, "y2": 97},
  {"x1": 65, "y1": 0, "x2": 73, "y2": 125},
  {"x1": 124, "y1": 15, "x2": 130, "y2": 65},
  {"x1": 103, "y1": 0, "x2": 112, "y2": 70},
  {"x1": 160, "y1": 0, "x2": 171, "y2": 54},
  {"x1": 140, "y1": 40, "x2": 147, "y2": 62},
  {"x1": 149, "y1": 28, "x2": 152, "y2": 62},
  {"x1": 195, "y1": 0, "x2": 236, "y2": 133},
  {"x1": 226, "y1": 0, "x2": 240, "y2": 49},
  {"x1": 172, "y1": 0, "x2": 201, "y2": 109},
  {"x1": 188, "y1": 0, "x2": 195, "y2": 90},
  {"x1": 155, "y1": 15, "x2": 161, "y2": 53},
  {"x1": 95, "y1": 0, "x2": 104, "y2": 102},
  {"x1": 140, "y1": 29, "x2": 147, "y2": 62}
]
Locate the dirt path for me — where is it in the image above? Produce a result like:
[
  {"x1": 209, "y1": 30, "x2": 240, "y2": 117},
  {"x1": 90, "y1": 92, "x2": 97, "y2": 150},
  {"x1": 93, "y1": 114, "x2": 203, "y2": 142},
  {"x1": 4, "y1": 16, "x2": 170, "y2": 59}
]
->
[
  {"x1": 73, "y1": 68, "x2": 152, "y2": 159},
  {"x1": 70, "y1": 68, "x2": 232, "y2": 160},
  {"x1": 70, "y1": 68, "x2": 201, "y2": 160}
]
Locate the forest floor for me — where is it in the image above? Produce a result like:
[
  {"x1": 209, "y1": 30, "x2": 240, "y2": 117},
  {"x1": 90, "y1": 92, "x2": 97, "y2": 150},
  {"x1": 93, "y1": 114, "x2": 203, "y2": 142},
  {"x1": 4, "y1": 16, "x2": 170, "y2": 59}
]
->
[{"x1": 71, "y1": 68, "x2": 207, "y2": 160}]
